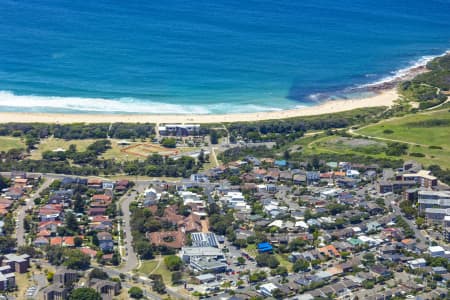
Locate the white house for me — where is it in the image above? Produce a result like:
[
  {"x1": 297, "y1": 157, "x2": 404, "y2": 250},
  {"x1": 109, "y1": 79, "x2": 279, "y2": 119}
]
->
[
  {"x1": 429, "y1": 246, "x2": 446, "y2": 258},
  {"x1": 408, "y1": 258, "x2": 426, "y2": 269},
  {"x1": 179, "y1": 191, "x2": 203, "y2": 206},
  {"x1": 259, "y1": 282, "x2": 279, "y2": 297},
  {"x1": 346, "y1": 169, "x2": 360, "y2": 178},
  {"x1": 221, "y1": 192, "x2": 251, "y2": 213}
]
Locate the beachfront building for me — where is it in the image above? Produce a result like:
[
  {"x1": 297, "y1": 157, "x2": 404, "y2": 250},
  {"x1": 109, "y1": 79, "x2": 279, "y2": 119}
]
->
[{"x1": 158, "y1": 124, "x2": 200, "y2": 136}]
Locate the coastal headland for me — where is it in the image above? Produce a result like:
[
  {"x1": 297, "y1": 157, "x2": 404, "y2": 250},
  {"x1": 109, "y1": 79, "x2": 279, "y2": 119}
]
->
[{"x1": 0, "y1": 89, "x2": 396, "y2": 124}]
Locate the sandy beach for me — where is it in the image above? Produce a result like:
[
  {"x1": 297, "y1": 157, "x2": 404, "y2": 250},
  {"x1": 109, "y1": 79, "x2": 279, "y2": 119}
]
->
[{"x1": 0, "y1": 89, "x2": 397, "y2": 124}]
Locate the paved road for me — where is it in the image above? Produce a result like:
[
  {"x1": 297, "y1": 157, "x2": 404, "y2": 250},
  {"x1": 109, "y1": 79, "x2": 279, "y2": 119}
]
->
[
  {"x1": 5, "y1": 172, "x2": 197, "y2": 299},
  {"x1": 119, "y1": 181, "x2": 148, "y2": 273},
  {"x1": 382, "y1": 193, "x2": 427, "y2": 249},
  {"x1": 15, "y1": 178, "x2": 53, "y2": 246}
]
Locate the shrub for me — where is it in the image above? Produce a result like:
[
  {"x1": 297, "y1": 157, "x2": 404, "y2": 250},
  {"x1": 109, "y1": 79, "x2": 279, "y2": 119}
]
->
[{"x1": 409, "y1": 152, "x2": 425, "y2": 157}]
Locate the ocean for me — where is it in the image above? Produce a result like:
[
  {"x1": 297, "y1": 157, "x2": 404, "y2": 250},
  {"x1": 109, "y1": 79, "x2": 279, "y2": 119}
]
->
[{"x1": 0, "y1": 0, "x2": 449, "y2": 114}]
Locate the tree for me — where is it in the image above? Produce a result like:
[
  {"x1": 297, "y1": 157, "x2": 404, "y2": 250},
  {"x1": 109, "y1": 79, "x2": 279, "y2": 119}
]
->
[
  {"x1": 164, "y1": 255, "x2": 183, "y2": 271},
  {"x1": 89, "y1": 268, "x2": 109, "y2": 280},
  {"x1": 152, "y1": 279, "x2": 166, "y2": 294},
  {"x1": 283, "y1": 150, "x2": 290, "y2": 160},
  {"x1": 171, "y1": 271, "x2": 183, "y2": 285},
  {"x1": 161, "y1": 138, "x2": 177, "y2": 148},
  {"x1": 255, "y1": 253, "x2": 279, "y2": 269},
  {"x1": 64, "y1": 249, "x2": 91, "y2": 270},
  {"x1": 111, "y1": 251, "x2": 120, "y2": 266},
  {"x1": 0, "y1": 237, "x2": 16, "y2": 254},
  {"x1": 128, "y1": 286, "x2": 143, "y2": 299},
  {"x1": 416, "y1": 217, "x2": 425, "y2": 229},
  {"x1": 249, "y1": 271, "x2": 267, "y2": 283},
  {"x1": 293, "y1": 259, "x2": 310, "y2": 272},
  {"x1": 74, "y1": 237, "x2": 83, "y2": 247},
  {"x1": 233, "y1": 239, "x2": 247, "y2": 249},
  {"x1": 237, "y1": 257, "x2": 246, "y2": 265},
  {"x1": 73, "y1": 193, "x2": 85, "y2": 213},
  {"x1": 272, "y1": 288, "x2": 285, "y2": 299},
  {"x1": 210, "y1": 130, "x2": 219, "y2": 144},
  {"x1": 70, "y1": 288, "x2": 101, "y2": 300},
  {"x1": 362, "y1": 280, "x2": 375, "y2": 289},
  {"x1": 271, "y1": 266, "x2": 288, "y2": 277},
  {"x1": 134, "y1": 241, "x2": 154, "y2": 259},
  {"x1": 198, "y1": 149, "x2": 205, "y2": 164},
  {"x1": 0, "y1": 176, "x2": 8, "y2": 190},
  {"x1": 65, "y1": 211, "x2": 79, "y2": 234},
  {"x1": 18, "y1": 245, "x2": 40, "y2": 258},
  {"x1": 362, "y1": 253, "x2": 375, "y2": 266}
]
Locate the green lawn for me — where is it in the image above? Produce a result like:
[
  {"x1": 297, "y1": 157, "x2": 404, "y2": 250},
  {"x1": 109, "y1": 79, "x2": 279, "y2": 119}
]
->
[
  {"x1": 357, "y1": 109, "x2": 450, "y2": 147},
  {"x1": 137, "y1": 258, "x2": 172, "y2": 284},
  {"x1": 137, "y1": 260, "x2": 159, "y2": 273},
  {"x1": 292, "y1": 109, "x2": 450, "y2": 169},
  {"x1": 30, "y1": 138, "x2": 95, "y2": 159},
  {"x1": 306, "y1": 135, "x2": 390, "y2": 158},
  {"x1": 356, "y1": 109, "x2": 450, "y2": 168},
  {"x1": 30, "y1": 138, "x2": 197, "y2": 162},
  {"x1": 0, "y1": 136, "x2": 25, "y2": 151},
  {"x1": 245, "y1": 244, "x2": 258, "y2": 258},
  {"x1": 275, "y1": 254, "x2": 293, "y2": 272}
]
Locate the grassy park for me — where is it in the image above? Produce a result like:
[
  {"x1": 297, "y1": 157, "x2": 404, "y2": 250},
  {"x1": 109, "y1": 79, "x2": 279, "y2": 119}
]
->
[
  {"x1": 0, "y1": 136, "x2": 25, "y2": 151},
  {"x1": 357, "y1": 109, "x2": 450, "y2": 147},
  {"x1": 295, "y1": 109, "x2": 450, "y2": 169}
]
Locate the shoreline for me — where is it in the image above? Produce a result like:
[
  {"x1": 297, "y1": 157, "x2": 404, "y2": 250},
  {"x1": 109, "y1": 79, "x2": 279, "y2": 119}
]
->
[{"x1": 0, "y1": 89, "x2": 397, "y2": 124}]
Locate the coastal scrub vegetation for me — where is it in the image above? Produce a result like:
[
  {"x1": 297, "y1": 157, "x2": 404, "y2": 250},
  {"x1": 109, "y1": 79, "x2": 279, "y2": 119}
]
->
[
  {"x1": 399, "y1": 53, "x2": 450, "y2": 109},
  {"x1": 226, "y1": 107, "x2": 385, "y2": 144}
]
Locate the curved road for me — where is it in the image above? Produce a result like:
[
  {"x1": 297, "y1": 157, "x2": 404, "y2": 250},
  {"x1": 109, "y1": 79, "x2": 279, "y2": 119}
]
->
[{"x1": 118, "y1": 181, "x2": 148, "y2": 273}]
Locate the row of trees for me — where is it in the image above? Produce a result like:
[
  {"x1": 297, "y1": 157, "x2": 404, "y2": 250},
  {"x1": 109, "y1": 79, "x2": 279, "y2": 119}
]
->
[
  {"x1": 0, "y1": 123, "x2": 155, "y2": 140},
  {"x1": 0, "y1": 148, "x2": 202, "y2": 178},
  {"x1": 226, "y1": 107, "x2": 385, "y2": 142}
]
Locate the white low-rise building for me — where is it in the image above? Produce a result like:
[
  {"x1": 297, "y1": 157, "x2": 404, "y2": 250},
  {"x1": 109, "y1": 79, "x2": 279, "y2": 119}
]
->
[
  {"x1": 429, "y1": 246, "x2": 446, "y2": 257},
  {"x1": 221, "y1": 192, "x2": 251, "y2": 213},
  {"x1": 179, "y1": 191, "x2": 203, "y2": 205},
  {"x1": 259, "y1": 282, "x2": 279, "y2": 297},
  {"x1": 408, "y1": 258, "x2": 426, "y2": 269}
]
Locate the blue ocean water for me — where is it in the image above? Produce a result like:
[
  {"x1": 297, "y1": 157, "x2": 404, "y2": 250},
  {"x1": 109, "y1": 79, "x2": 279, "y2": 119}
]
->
[{"x1": 0, "y1": 0, "x2": 449, "y2": 114}]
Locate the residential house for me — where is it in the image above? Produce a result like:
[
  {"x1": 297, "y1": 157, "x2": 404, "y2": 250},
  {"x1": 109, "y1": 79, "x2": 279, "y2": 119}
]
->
[
  {"x1": 33, "y1": 237, "x2": 50, "y2": 247},
  {"x1": 87, "y1": 178, "x2": 103, "y2": 189},
  {"x1": 318, "y1": 245, "x2": 340, "y2": 258},
  {"x1": 88, "y1": 207, "x2": 107, "y2": 216},
  {"x1": 97, "y1": 232, "x2": 114, "y2": 252},
  {"x1": 39, "y1": 204, "x2": 63, "y2": 221},
  {"x1": 293, "y1": 173, "x2": 307, "y2": 185}
]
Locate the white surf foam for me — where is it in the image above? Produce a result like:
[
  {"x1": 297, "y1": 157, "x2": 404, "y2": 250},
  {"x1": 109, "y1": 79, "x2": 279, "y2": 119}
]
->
[
  {"x1": 360, "y1": 50, "x2": 450, "y2": 88},
  {"x1": 0, "y1": 91, "x2": 285, "y2": 115}
]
